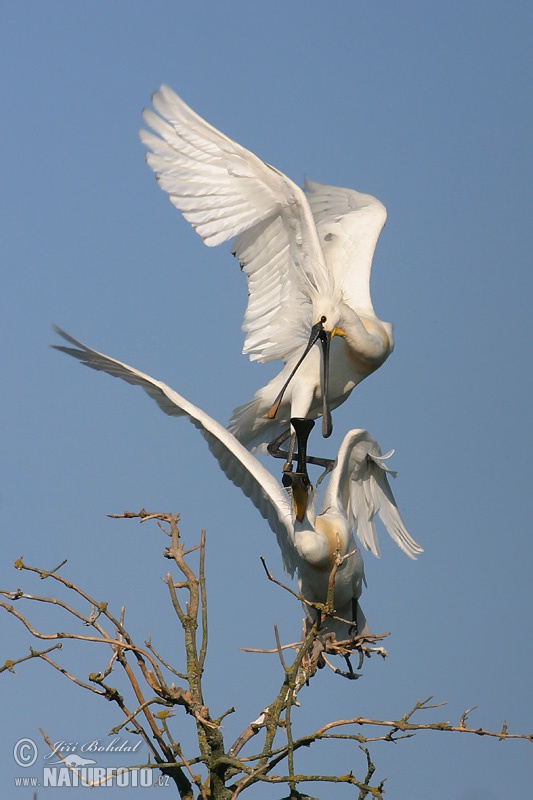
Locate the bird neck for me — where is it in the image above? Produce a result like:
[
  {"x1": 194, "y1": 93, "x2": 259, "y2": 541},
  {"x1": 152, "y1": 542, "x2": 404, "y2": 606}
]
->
[
  {"x1": 295, "y1": 510, "x2": 350, "y2": 571},
  {"x1": 314, "y1": 511, "x2": 350, "y2": 553},
  {"x1": 336, "y1": 307, "x2": 393, "y2": 362}
]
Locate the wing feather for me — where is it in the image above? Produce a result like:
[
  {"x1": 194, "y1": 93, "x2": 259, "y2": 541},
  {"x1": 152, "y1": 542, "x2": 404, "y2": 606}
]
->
[
  {"x1": 321, "y1": 428, "x2": 422, "y2": 559},
  {"x1": 52, "y1": 327, "x2": 298, "y2": 574},
  {"x1": 140, "y1": 86, "x2": 331, "y2": 363},
  {"x1": 304, "y1": 179, "x2": 387, "y2": 316}
]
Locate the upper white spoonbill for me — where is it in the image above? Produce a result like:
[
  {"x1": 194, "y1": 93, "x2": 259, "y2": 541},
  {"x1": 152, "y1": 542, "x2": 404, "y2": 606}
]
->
[
  {"x1": 53, "y1": 328, "x2": 422, "y2": 639},
  {"x1": 140, "y1": 86, "x2": 394, "y2": 452}
]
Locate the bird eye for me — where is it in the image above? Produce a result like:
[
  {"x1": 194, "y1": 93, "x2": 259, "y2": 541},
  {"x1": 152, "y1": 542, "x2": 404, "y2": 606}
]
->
[{"x1": 320, "y1": 315, "x2": 327, "y2": 323}]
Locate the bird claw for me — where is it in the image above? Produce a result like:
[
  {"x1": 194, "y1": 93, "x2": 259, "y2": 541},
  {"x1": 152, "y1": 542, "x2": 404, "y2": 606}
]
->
[
  {"x1": 268, "y1": 421, "x2": 335, "y2": 485},
  {"x1": 315, "y1": 459, "x2": 335, "y2": 486},
  {"x1": 334, "y1": 663, "x2": 362, "y2": 680}
]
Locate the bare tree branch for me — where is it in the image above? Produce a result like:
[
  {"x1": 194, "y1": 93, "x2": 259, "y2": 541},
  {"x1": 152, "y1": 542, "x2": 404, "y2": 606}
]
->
[{"x1": 2, "y1": 508, "x2": 530, "y2": 800}]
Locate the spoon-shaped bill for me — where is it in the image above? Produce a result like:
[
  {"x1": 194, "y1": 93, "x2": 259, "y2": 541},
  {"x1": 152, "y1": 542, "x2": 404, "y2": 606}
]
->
[
  {"x1": 319, "y1": 330, "x2": 332, "y2": 438},
  {"x1": 281, "y1": 417, "x2": 315, "y2": 522},
  {"x1": 291, "y1": 417, "x2": 315, "y2": 475}
]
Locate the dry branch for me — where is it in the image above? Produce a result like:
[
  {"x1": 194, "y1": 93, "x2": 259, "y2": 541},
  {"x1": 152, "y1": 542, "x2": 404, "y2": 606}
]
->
[{"x1": 2, "y1": 508, "x2": 531, "y2": 799}]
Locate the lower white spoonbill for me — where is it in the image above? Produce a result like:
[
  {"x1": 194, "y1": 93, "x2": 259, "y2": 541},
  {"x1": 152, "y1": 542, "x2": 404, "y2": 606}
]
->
[
  {"x1": 140, "y1": 86, "x2": 394, "y2": 454},
  {"x1": 53, "y1": 328, "x2": 422, "y2": 640}
]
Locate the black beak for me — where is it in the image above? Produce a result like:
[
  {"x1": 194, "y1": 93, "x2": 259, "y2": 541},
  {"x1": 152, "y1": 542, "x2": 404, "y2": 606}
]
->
[
  {"x1": 319, "y1": 329, "x2": 332, "y2": 438},
  {"x1": 282, "y1": 418, "x2": 314, "y2": 522},
  {"x1": 291, "y1": 417, "x2": 315, "y2": 474},
  {"x1": 267, "y1": 317, "x2": 326, "y2": 422}
]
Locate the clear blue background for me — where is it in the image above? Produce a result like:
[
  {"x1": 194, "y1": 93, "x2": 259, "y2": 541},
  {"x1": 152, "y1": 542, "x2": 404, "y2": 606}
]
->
[{"x1": 1, "y1": 2, "x2": 531, "y2": 797}]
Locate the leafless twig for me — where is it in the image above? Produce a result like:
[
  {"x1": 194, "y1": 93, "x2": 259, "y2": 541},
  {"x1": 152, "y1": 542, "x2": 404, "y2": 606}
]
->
[{"x1": 2, "y1": 509, "x2": 531, "y2": 800}]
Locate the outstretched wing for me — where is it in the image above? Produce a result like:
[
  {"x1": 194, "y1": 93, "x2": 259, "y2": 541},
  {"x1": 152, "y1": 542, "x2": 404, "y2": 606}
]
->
[
  {"x1": 322, "y1": 428, "x2": 423, "y2": 560},
  {"x1": 304, "y1": 179, "x2": 387, "y2": 317},
  {"x1": 52, "y1": 327, "x2": 298, "y2": 575},
  {"x1": 140, "y1": 86, "x2": 332, "y2": 363}
]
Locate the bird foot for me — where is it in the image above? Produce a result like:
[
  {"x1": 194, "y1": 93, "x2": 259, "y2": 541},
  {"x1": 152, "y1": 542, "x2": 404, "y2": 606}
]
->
[
  {"x1": 267, "y1": 428, "x2": 296, "y2": 473},
  {"x1": 311, "y1": 633, "x2": 362, "y2": 680},
  {"x1": 267, "y1": 423, "x2": 335, "y2": 484},
  {"x1": 334, "y1": 655, "x2": 362, "y2": 680},
  {"x1": 315, "y1": 458, "x2": 335, "y2": 485}
]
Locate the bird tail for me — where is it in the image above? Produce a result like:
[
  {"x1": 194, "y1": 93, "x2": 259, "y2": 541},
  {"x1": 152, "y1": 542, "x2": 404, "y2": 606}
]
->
[{"x1": 228, "y1": 397, "x2": 286, "y2": 453}]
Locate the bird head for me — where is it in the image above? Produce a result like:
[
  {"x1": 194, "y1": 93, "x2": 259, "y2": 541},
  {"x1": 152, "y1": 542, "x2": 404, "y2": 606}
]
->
[
  {"x1": 313, "y1": 293, "x2": 346, "y2": 336},
  {"x1": 282, "y1": 470, "x2": 312, "y2": 523}
]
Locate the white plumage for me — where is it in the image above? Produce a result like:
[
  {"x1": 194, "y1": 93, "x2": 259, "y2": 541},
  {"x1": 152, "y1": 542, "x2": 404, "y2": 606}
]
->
[
  {"x1": 140, "y1": 86, "x2": 393, "y2": 449},
  {"x1": 53, "y1": 328, "x2": 422, "y2": 638}
]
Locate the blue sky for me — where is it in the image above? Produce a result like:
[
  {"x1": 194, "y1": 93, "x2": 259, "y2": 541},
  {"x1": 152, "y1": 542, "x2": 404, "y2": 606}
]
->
[{"x1": 1, "y1": 2, "x2": 532, "y2": 797}]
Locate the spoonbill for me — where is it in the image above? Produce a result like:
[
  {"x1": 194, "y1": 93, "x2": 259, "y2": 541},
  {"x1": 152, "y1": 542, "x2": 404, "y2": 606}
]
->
[
  {"x1": 53, "y1": 328, "x2": 422, "y2": 640},
  {"x1": 140, "y1": 86, "x2": 394, "y2": 456}
]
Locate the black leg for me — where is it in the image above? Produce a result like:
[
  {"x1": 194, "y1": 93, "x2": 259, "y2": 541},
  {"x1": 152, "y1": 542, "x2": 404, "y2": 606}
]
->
[
  {"x1": 267, "y1": 427, "x2": 296, "y2": 472},
  {"x1": 267, "y1": 423, "x2": 335, "y2": 481},
  {"x1": 267, "y1": 427, "x2": 291, "y2": 458},
  {"x1": 314, "y1": 457, "x2": 335, "y2": 485},
  {"x1": 337, "y1": 654, "x2": 360, "y2": 680}
]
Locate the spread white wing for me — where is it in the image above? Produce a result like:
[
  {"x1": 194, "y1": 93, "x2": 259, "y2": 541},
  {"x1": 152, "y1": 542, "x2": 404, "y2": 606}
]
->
[
  {"x1": 52, "y1": 327, "x2": 299, "y2": 575},
  {"x1": 140, "y1": 86, "x2": 333, "y2": 364},
  {"x1": 304, "y1": 179, "x2": 387, "y2": 317},
  {"x1": 321, "y1": 428, "x2": 423, "y2": 559}
]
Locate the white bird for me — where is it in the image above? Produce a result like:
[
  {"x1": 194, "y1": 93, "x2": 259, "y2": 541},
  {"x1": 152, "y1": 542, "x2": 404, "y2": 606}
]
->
[
  {"x1": 53, "y1": 328, "x2": 422, "y2": 640},
  {"x1": 139, "y1": 86, "x2": 394, "y2": 454}
]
